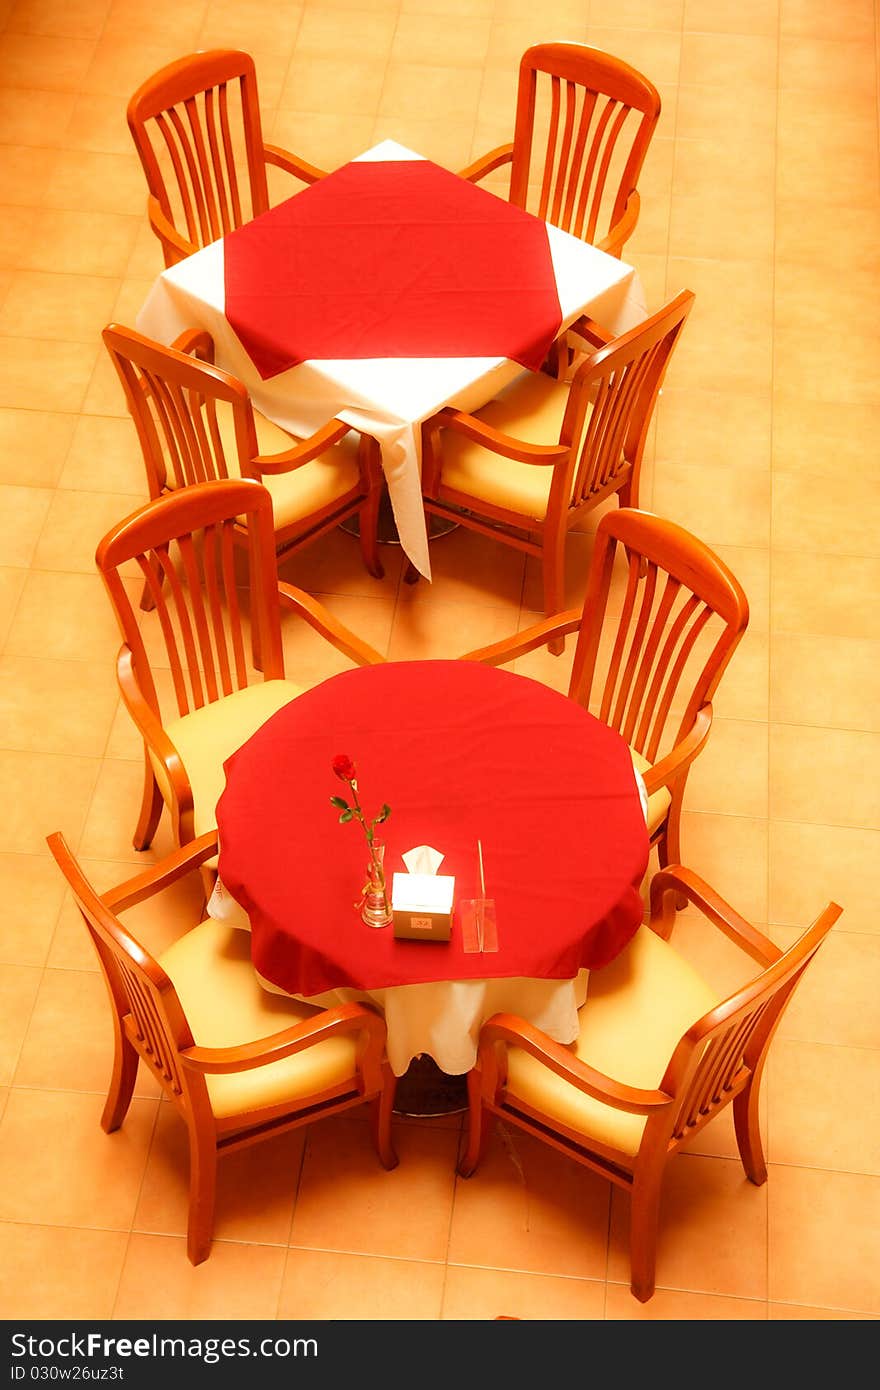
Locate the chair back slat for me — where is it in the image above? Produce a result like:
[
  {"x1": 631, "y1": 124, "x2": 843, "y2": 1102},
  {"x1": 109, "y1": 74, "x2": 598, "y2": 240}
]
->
[
  {"x1": 510, "y1": 44, "x2": 661, "y2": 249},
  {"x1": 128, "y1": 51, "x2": 269, "y2": 264},
  {"x1": 571, "y1": 508, "x2": 749, "y2": 766}
]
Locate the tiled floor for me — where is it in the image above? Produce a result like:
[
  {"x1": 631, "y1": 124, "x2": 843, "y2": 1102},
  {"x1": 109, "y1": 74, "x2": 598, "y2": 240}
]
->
[{"x1": 0, "y1": 0, "x2": 878, "y2": 1323}]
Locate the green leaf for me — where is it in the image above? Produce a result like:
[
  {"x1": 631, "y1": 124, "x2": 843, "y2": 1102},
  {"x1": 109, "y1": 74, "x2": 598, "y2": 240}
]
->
[
  {"x1": 329, "y1": 795, "x2": 349, "y2": 810},
  {"x1": 338, "y1": 809, "x2": 354, "y2": 823}
]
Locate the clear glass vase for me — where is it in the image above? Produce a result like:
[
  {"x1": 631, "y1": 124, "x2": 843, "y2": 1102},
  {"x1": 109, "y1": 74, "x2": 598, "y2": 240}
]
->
[{"x1": 361, "y1": 841, "x2": 392, "y2": 928}]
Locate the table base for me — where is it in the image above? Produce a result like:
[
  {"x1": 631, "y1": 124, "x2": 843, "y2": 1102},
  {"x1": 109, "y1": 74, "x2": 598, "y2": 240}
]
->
[
  {"x1": 392, "y1": 1054, "x2": 468, "y2": 1117},
  {"x1": 339, "y1": 486, "x2": 457, "y2": 544}
]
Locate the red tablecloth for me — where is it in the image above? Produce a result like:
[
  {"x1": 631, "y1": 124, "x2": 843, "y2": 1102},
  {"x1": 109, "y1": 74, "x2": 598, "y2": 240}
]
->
[
  {"x1": 223, "y1": 158, "x2": 562, "y2": 378},
  {"x1": 217, "y1": 662, "x2": 649, "y2": 997}
]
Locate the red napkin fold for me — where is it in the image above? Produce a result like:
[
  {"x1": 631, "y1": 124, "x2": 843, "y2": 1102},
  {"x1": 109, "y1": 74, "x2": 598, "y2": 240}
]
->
[{"x1": 223, "y1": 158, "x2": 563, "y2": 378}]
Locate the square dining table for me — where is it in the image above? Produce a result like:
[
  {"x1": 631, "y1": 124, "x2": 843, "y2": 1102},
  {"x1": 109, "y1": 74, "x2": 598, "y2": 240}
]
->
[{"x1": 135, "y1": 139, "x2": 648, "y2": 579}]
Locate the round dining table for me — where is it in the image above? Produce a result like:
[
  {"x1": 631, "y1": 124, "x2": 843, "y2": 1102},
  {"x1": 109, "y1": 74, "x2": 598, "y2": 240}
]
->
[{"x1": 215, "y1": 659, "x2": 650, "y2": 1095}]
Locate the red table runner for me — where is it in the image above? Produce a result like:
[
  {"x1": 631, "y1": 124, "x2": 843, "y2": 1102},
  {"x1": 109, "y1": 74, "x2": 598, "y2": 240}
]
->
[
  {"x1": 223, "y1": 158, "x2": 562, "y2": 379},
  {"x1": 217, "y1": 662, "x2": 649, "y2": 998}
]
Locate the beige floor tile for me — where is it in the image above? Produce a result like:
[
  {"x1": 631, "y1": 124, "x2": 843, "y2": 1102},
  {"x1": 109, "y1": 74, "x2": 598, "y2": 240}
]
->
[
  {"x1": 379, "y1": 64, "x2": 484, "y2": 124},
  {"x1": 668, "y1": 185, "x2": 775, "y2": 261},
  {"x1": 442, "y1": 1263, "x2": 606, "y2": 1320},
  {"x1": 655, "y1": 388, "x2": 772, "y2": 474},
  {"x1": 770, "y1": 1301, "x2": 878, "y2": 1319},
  {"x1": 775, "y1": 200, "x2": 880, "y2": 272},
  {"x1": 5, "y1": 570, "x2": 139, "y2": 664},
  {"x1": 41, "y1": 149, "x2": 146, "y2": 218},
  {"x1": 0, "y1": 851, "x2": 66, "y2": 966},
  {"x1": 0, "y1": 143, "x2": 55, "y2": 206},
  {"x1": 769, "y1": 820, "x2": 880, "y2": 937},
  {"x1": 770, "y1": 551, "x2": 880, "y2": 640},
  {"x1": 401, "y1": 527, "x2": 525, "y2": 613},
  {"x1": 0, "y1": 963, "x2": 41, "y2": 1087},
  {"x1": 63, "y1": 91, "x2": 140, "y2": 156},
  {"x1": 280, "y1": 56, "x2": 385, "y2": 116},
  {"x1": 279, "y1": 1247, "x2": 447, "y2": 1319},
  {"x1": 673, "y1": 134, "x2": 775, "y2": 202},
  {"x1": 19, "y1": 209, "x2": 139, "y2": 278},
  {"x1": 13, "y1": 965, "x2": 160, "y2": 1098},
  {"x1": 369, "y1": 115, "x2": 477, "y2": 171},
  {"x1": 101, "y1": 0, "x2": 209, "y2": 47},
  {"x1": 77, "y1": 757, "x2": 176, "y2": 864},
  {"x1": 768, "y1": 1039, "x2": 880, "y2": 1174},
  {"x1": 608, "y1": 1153, "x2": 769, "y2": 1298},
  {"x1": 779, "y1": 35, "x2": 878, "y2": 97},
  {"x1": 0, "y1": 748, "x2": 99, "y2": 855},
  {"x1": 0, "y1": 1087, "x2": 157, "y2": 1227},
  {"x1": 778, "y1": 0, "x2": 876, "y2": 41},
  {"x1": 0, "y1": 31, "x2": 97, "y2": 91},
  {"x1": 448, "y1": 1128, "x2": 611, "y2": 1279},
  {"x1": 57, "y1": 413, "x2": 145, "y2": 496},
  {"x1": 296, "y1": 5, "x2": 397, "y2": 58},
  {"x1": 270, "y1": 110, "x2": 377, "y2": 172},
  {"x1": 653, "y1": 460, "x2": 771, "y2": 548},
  {"x1": 769, "y1": 724, "x2": 880, "y2": 829},
  {"x1": 680, "y1": 31, "x2": 778, "y2": 88},
  {"x1": 684, "y1": 718, "x2": 769, "y2": 818},
  {"x1": 5, "y1": 0, "x2": 111, "y2": 41},
  {"x1": 676, "y1": 84, "x2": 777, "y2": 147},
  {"x1": 31, "y1": 488, "x2": 144, "y2": 573},
  {"x1": 591, "y1": 0, "x2": 684, "y2": 26},
  {"x1": 770, "y1": 633, "x2": 880, "y2": 732},
  {"x1": 676, "y1": 812, "x2": 768, "y2": 924},
  {"x1": 772, "y1": 474, "x2": 880, "y2": 555},
  {"x1": 392, "y1": 12, "x2": 491, "y2": 67},
  {"x1": 0, "y1": 86, "x2": 77, "y2": 146},
  {"x1": 134, "y1": 1105, "x2": 304, "y2": 1246},
  {"x1": 290, "y1": 1115, "x2": 458, "y2": 1261},
  {"x1": 0, "y1": 206, "x2": 40, "y2": 272},
  {"x1": 388, "y1": 595, "x2": 521, "y2": 662},
  {"x1": 80, "y1": 348, "x2": 131, "y2": 415},
  {"x1": 605, "y1": 1283, "x2": 767, "y2": 1318},
  {"x1": 768, "y1": 1164, "x2": 880, "y2": 1313},
  {"x1": 113, "y1": 1231, "x2": 287, "y2": 1319},
  {"x1": 0, "y1": 566, "x2": 26, "y2": 647},
  {"x1": 81, "y1": 36, "x2": 188, "y2": 99},
  {"x1": 0, "y1": 338, "x2": 96, "y2": 412},
  {"x1": 0, "y1": 408, "x2": 77, "y2": 488},
  {"x1": 488, "y1": 16, "x2": 587, "y2": 70},
  {"x1": 0, "y1": 1221, "x2": 127, "y2": 1320},
  {"x1": 586, "y1": 28, "x2": 681, "y2": 86},
  {"x1": 281, "y1": 592, "x2": 396, "y2": 683},
  {"x1": 280, "y1": 524, "x2": 403, "y2": 599},
  {"x1": 662, "y1": 259, "x2": 774, "y2": 394},
  {"x1": 0, "y1": 654, "x2": 118, "y2": 756},
  {"x1": 683, "y1": 0, "x2": 779, "y2": 36},
  {"x1": 521, "y1": 529, "x2": 602, "y2": 614},
  {"x1": 776, "y1": 99, "x2": 880, "y2": 207},
  {"x1": 774, "y1": 928, "x2": 880, "y2": 1051}
]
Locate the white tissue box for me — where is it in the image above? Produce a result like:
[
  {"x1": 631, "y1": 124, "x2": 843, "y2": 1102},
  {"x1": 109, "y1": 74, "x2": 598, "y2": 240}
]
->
[{"x1": 391, "y1": 872, "x2": 454, "y2": 941}]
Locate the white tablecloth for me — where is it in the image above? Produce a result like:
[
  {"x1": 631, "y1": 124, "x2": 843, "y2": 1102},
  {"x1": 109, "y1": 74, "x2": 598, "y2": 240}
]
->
[{"x1": 136, "y1": 140, "x2": 648, "y2": 580}]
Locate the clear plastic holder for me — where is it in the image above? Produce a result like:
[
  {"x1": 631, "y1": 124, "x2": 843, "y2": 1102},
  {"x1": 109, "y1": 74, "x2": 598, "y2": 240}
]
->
[{"x1": 459, "y1": 898, "x2": 498, "y2": 953}]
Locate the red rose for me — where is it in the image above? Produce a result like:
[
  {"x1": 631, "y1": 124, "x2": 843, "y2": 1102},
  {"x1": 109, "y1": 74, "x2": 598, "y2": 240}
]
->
[{"x1": 332, "y1": 753, "x2": 357, "y2": 782}]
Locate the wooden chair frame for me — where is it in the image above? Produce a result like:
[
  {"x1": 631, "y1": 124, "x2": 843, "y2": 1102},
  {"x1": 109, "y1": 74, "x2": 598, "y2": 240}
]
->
[
  {"x1": 461, "y1": 42, "x2": 661, "y2": 258},
  {"x1": 103, "y1": 322, "x2": 384, "y2": 586},
  {"x1": 463, "y1": 507, "x2": 749, "y2": 875},
  {"x1": 420, "y1": 292, "x2": 694, "y2": 649},
  {"x1": 47, "y1": 829, "x2": 398, "y2": 1265},
  {"x1": 460, "y1": 864, "x2": 841, "y2": 1301},
  {"x1": 95, "y1": 477, "x2": 386, "y2": 851},
  {"x1": 127, "y1": 49, "x2": 327, "y2": 267}
]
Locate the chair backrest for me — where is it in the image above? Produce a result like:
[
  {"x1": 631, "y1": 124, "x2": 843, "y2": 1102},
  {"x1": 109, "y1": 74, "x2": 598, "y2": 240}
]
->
[
  {"x1": 650, "y1": 899, "x2": 841, "y2": 1155},
  {"x1": 95, "y1": 478, "x2": 285, "y2": 724},
  {"x1": 509, "y1": 43, "x2": 661, "y2": 247},
  {"x1": 569, "y1": 508, "x2": 749, "y2": 763},
  {"x1": 103, "y1": 323, "x2": 258, "y2": 498},
  {"x1": 557, "y1": 290, "x2": 693, "y2": 512},
  {"x1": 128, "y1": 49, "x2": 270, "y2": 264},
  {"x1": 46, "y1": 830, "x2": 211, "y2": 1118}
]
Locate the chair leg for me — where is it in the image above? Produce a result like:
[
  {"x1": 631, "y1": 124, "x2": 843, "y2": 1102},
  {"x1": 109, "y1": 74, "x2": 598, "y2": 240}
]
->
[
  {"x1": 186, "y1": 1123, "x2": 218, "y2": 1266},
  {"x1": 133, "y1": 752, "x2": 164, "y2": 851},
  {"x1": 656, "y1": 792, "x2": 687, "y2": 910},
  {"x1": 403, "y1": 559, "x2": 420, "y2": 586},
  {"x1": 629, "y1": 1172, "x2": 663, "y2": 1303},
  {"x1": 370, "y1": 1066, "x2": 399, "y2": 1170},
  {"x1": 458, "y1": 1069, "x2": 490, "y2": 1178},
  {"x1": 543, "y1": 532, "x2": 567, "y2": 656},
  {"x1": 101, "y1": 1028, "x2": 139, "y2": 1133},
  {"x1": 733, "y1": 1080, "x2": 768, "y2": 1186},
  {"x1": 358, "y1": 492, "x2": 385, "y2": 580}
]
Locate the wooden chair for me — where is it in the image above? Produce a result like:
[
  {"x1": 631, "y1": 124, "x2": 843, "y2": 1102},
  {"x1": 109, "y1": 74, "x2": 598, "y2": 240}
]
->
[
  {"x1": 127, "y1": 49, "x2": 326, "y2": 267},
  {"x1": 460, "y1": 865, "x2": 842, "y2": 1302},
  {"x1": 418, "y1": 291, "x2": 694, "y2": 645},
  {"x1": 463, "y1": 507, "x2": 749, "y2": 874},
  {"x1": 95, "y1": 477, "x2": 386, "y2": 852},
  {"x1": 461, "y1": 43, "x2": 661, "y2": 260},
  {"x1": 47, "y1": 829, "x2": 397, "y2": 1266},
  {"x1": 103, "y1": 322, "x2": 384, "y2": 587}
]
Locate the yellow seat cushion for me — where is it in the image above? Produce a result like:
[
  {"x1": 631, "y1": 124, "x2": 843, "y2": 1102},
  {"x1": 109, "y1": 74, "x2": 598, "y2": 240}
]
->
[
  {"x1": 505, "y1": 925, "x2": 719, "y2": 1156},
  {"x1": 439, "y1": 371, "x2": 573, "y2": 520},
  {"x1": 150, "y1": 678, "x2": 302, "y2": 836},
  {"x1": 158, "y1": 919, "x2": 361, "y2": 1118},
  {"x1": 629, "y1": 746, "x2": 673, "y2": 836},
  {"x1": 176, "y1": 403, "x2": 363, "y2": 531}
]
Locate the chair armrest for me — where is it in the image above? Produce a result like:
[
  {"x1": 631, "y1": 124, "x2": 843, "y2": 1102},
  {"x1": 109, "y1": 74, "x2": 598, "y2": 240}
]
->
[
  {"x1": 639, "y1": 705, "x2": 713, "y2": 798},
  {"x1": 263, "y1": 144, "x2": 327, "y2": 185},
  {"x1": 102, "y1": 830, "x2": 220, "y2": 913},
  {"x1": 458, "y1": 144, "x2": 514, "y2": 184},
  {"x1": 595, "y1": 190, "x2": 641, "y2": 259},
  {"x1": 171, "y1": 329, "x2": 215, "y2": 362},
  {"x1": 427, "y1": 406, "x2": 567, "y2": 467},
  {"x1": 116, "y1": 646, "x2": 193, "y2": 820},
  {"x1": 252, "y1": 419, "x2": 351, "y2": 475},
  {"x1": 459, "y1": 609, "x2": 583, "y2": 665},
  {"x1": 147, "y1": 194, "x2": 194, "y2": 265},
  {"x1": 479, "y1": 1013, "x2": 673, "y2": 1115},
  {"x1": 277, "y1": 581, "x2": 386, "y2": 666},
  {"x1": 649, "y1": 866, "x2": 784, "y2": 965},
  {"x1": 180, "y1": 1000, "x2": 385, "y2": 1074}
]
